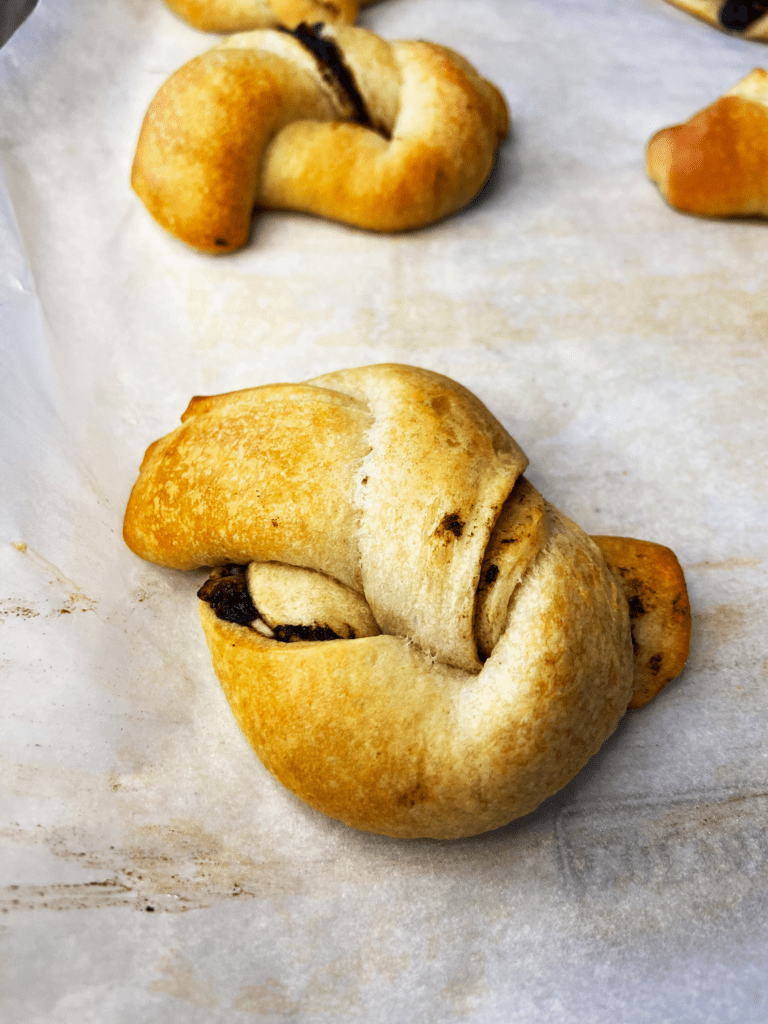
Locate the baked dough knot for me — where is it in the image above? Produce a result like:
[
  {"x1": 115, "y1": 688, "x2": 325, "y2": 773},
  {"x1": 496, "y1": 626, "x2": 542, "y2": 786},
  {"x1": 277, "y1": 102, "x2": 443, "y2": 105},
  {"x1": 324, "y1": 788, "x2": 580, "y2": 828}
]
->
[
  {"x1": 662, "y1": 0, "x2": 768, "y2": 39},
  {"x1": 647, "y1": 68, "x2": 768, "y2": 217},
  {"x1": 131, "y1": 23, "x2": 510, "y2": 253},
  {"x1": 123, "y1": 365, "x2": 691, "y2": 839},
  {"x1": 163, "y1": 0, "x2": 377, "y2": 33}
]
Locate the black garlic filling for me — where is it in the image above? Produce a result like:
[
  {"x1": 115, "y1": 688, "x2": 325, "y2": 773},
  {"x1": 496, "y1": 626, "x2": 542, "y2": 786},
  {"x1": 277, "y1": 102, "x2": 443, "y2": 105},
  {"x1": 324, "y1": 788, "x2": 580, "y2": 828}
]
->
[
  {"x1": 197, "y1": 565, "x2": 258, "y2": 625},
  {"x1": 272, "y1": 623, "x2": 346, "y2": 642},
  {"x1": 278, "y1": 22, "x2": 381, "y2": 133},
  {"x1": 719, "y1": 0, "x2": 768, "y2": 30},
  {"x1": 198, "y1": 564, "x2": 343, "y2": 642}
]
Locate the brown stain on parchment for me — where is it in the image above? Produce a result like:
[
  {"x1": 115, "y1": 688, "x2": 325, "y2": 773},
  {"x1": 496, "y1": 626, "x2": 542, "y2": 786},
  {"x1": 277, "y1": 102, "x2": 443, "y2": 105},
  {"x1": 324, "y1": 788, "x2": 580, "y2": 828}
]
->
[
  {"x1": 562, "y1": 273, "x2": 767, "y2": 342},
  {"x1": 233, "y1": 934, "x2": 410, "y2": 1015},
  {"x1": 688, "y1": 557, "x2": 761, "y2": 571},
  {"x1": 235, "y1": 952, "x2": 366, "y2": 1017},
  {"x1": 150, "y1": 951, "x2": 218, "y2": 1008},
  {"x1": 0, "y1": 598, "x2": 94, "y2": 619},
  {"x1": 0, "y1": 601, "x2": 40, "y2": 619},
  {"x1": 346, "y1": 270, "x2": 767, "y2": 353},
  {"x1": 6, "y1": 542, "x2": 97, "y2": 614},
  {"x1": 441, "y1": 950, "x2": 491, "y2": 1017},
  {"x1": 0, "y1": 816, "x2": 307, "y2": 914},
  {"x1": 689, "y1": 603, "x2": 749, "y2": 671},
  {"x1": 182, "y1": 243, "x2": 767, "y2": 357},
  {"x1": 234, "y1": 978, "x2": 298, "y2": 1016}
]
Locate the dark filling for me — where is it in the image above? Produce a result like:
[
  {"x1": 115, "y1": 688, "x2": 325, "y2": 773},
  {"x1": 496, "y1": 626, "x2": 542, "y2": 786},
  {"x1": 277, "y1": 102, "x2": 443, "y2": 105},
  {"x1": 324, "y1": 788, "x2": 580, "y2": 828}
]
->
[
  {"x1": 198, "y1": 565, "x2": 257, "y2": 625},
  {"x1": 272, "y1": 623, "x2": 344, "y2": 643},
  {"x1": 198, "y1": 564, "x2": 342, "y2": 642},
  {"x1": 719, "y1": 0, "x2": 768, "y2": 30},
  {"x1": 279, "y1": 22, "x2": 373, "y2": 128},
  {"x1": 438, "y1": 512, "x2": 465, "y2": 539},
  {"x1": 628, "y1": 595, "x2": 645, "y2": 620}
]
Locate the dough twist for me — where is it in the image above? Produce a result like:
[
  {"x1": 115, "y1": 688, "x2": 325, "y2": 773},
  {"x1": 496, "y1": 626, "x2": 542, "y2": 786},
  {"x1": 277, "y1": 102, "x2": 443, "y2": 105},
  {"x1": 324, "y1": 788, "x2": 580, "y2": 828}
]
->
[
  {"x1": 663, "y1": 0, "x2": 768, "y2": 38},
  {"x1": 124, "y1": 365, "x2": 691, "y2": 839},
  {"x1": 647, "y1": 68, "x2": 768, "y2": 218},
  {"x1": 131, "y1": 23, "x2": 509, "y2": 253},
  {"x1": 164, "y1": 0, "x2": 376, "y2": 33}
]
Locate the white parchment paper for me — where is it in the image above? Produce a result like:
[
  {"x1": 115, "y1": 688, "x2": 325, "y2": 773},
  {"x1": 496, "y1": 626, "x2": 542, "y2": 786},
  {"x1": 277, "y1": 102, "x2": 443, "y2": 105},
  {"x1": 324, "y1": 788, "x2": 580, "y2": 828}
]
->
[{"x1": 1, "y1": 1, "x2": 767, "y2": 1021}]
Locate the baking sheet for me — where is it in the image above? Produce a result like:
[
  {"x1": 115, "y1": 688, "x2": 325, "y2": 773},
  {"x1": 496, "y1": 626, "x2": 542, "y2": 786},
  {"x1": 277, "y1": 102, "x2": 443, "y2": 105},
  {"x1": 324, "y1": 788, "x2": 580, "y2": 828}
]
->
[{"x1": 1, "y1": 0, "x2": 767, "y2": 1020}]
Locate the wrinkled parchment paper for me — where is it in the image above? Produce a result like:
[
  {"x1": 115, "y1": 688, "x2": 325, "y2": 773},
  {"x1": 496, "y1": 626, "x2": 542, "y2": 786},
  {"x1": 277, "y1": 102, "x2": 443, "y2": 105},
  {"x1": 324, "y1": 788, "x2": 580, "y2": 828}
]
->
[{"x1": 1, "y1": 0, "x2": 767, "y2": 1020}]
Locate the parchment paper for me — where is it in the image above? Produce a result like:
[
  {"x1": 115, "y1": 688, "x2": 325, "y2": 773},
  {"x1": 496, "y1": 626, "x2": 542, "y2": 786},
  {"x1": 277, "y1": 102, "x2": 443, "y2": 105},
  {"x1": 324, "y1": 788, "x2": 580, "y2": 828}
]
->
[{"x1": 1, "y1": 1, "x2": 766, "y2": 1021}]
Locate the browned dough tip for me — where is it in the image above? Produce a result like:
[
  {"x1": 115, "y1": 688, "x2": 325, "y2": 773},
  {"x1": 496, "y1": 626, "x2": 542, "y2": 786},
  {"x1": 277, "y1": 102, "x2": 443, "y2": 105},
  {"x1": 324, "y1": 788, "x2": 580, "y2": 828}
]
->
[{"x1": 593, "y1": 535, "x2": 691, "y2": 709}]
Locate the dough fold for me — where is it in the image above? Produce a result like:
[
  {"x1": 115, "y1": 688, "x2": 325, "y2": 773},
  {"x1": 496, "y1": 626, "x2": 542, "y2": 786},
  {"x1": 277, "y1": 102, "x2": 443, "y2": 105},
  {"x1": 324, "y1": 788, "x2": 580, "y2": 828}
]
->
[
  {"x1": 131, "y1": 24, "x2": 509, "y2": 253},
  {"x1": 663, "y1": 0, "x2": 768, "y2": 39},
  {"x1": 200, "y1": 506, "x2": 634, "y2": 839},
  {"x1": 164, "y1": 0, "x2": 376, "y2": 33},
  {"x1": 647, "y1": 68, "x2": 768, "y2": 217},
  {"x1": 123, "y1": 364, "x2": 691, "y2": 838}
]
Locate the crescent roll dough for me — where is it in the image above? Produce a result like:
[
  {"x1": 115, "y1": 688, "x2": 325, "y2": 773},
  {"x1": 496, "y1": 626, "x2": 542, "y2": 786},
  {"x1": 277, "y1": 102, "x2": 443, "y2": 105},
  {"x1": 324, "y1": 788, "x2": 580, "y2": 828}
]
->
[
  {"x1": 663, "y1": 0, "x2": 768, "y2": 38},
  {"x1": 124, "y1": 365, "x2": 691, "y2": 839},
  {"x1": 131, "y1": 23, "x2": 509, "y2": 253},
  {"x1": 163, "y1": 0, "x2": 377, "y2": 33},
  {"x1": 647, "y1": 68, "x2": 768, "y2": 217}
]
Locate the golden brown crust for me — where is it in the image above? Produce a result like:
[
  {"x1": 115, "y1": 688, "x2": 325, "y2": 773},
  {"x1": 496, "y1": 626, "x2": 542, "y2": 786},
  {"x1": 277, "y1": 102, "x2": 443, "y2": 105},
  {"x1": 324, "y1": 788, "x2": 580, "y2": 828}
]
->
[
  {"x1": 646, "y1": 68, "x2": 768, "y2": 217},
  {"x1": 124, "y1": 365, "x2": 528, "y2": 671},
  {"x1": 592, "y1": 536, "x2": 691, "y2": 709},
  {"x1": 662, "y1": 0, "x2": 768, "y2": 39},
  {"x1": 473, "y1": 476, "x2": 546, "y2": 661},
  {"x1": 163, "y1": 0, "x2": 370, "y2": 33},
  {"x1": 199, "y1": 508, "x2": 633, "y2": 839},
  {"x1": 131, "y1": 25, "x2": 509, "y2": 253},
  {"x1": 124, "y1": 382, "x2": 374, "y2": 585},
  {"x1": 124, "y1": 365, "x2": 690, "y2": 839}
]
